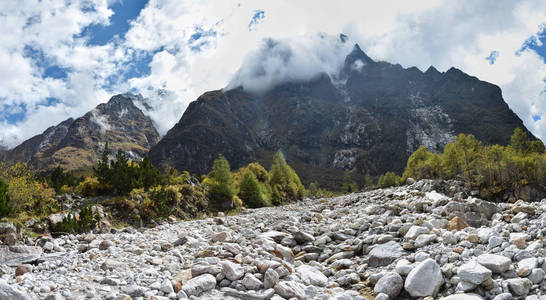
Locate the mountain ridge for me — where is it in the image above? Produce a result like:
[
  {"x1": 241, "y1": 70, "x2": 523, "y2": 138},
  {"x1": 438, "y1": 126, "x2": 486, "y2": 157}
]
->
[
  {"x1": 2, "y1": 94, "x2": 160, "y2": 172},
  {"x1": 149, "y1": 44, "x2": 531, "y2": 189}
]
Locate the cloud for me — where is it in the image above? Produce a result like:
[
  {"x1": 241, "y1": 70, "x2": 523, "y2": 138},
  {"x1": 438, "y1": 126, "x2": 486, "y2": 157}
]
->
[
  {"x1": 226, "y1": 34, "x2": 353, "y2": 94},
  {"x1": 0, "y1": 0, "x2": 545, "y2": 149}
]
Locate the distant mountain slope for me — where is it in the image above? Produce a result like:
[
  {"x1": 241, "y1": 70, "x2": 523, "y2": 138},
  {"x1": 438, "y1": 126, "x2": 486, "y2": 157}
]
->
[
  {"x1": 3, "y1": 94, "x2": 160, "y2": 172},
  {"x1": 149, "y1": 44, "x2": 530, "y2": 190}
]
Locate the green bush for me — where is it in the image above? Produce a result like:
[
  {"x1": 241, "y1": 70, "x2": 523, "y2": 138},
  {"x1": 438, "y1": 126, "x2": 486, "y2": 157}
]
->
[{"x1": 52, "y1": 205, "x2": 100, "y2": 234}]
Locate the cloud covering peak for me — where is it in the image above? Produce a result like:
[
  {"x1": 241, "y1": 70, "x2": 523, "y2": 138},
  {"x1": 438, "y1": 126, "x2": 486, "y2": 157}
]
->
[{"x1": 226, "y1": 34, "x2": 354, "y2": 94}]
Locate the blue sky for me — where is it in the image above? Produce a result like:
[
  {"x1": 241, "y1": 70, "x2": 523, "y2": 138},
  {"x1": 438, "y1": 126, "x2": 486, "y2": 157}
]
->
[{"x1": 0, "y1": 0, "x2": 545, "y2": 147}]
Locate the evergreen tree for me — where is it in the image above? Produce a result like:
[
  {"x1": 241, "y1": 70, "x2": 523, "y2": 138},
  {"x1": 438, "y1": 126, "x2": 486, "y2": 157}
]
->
[
  {"x1": 239, "y1": 169, "x2": 268, "y2": 208},
  {"x1": 139, "y1": 157, "x2": 164, "y2": 191},
  {"x1": 94, "y1": 142, "x2": 111, "y2": 185},
  {"x1": 207, "y1": 155, "x2": 235, "y2": 211},
  {"x1": 110, "y1": 150, "x2": 137, "y2": 195},
  {"x1": 308, "y1": 182, "x2": 319, "y2": 197},
  {"x1": 511, "y1": 128, "x2": 529, "y2": 154},
  {"x1": 0, "y1": 178, "x2": 10, "y2": 218},
  {"x1": 269, "y1": 151, "x2": 305, "y2": 205},
  {"x1": 341, "y1": 170, "x2": 358, "y2": 193},
  {"x1": 364, "y1": 173, "x2": 374, "y2": 188}
]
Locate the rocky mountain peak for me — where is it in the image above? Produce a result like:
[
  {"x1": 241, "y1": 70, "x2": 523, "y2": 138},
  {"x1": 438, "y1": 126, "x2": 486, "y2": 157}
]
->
[
  {"x1": 2, "y1": 93, "x2": 160, "y2": 171},
  {"x1": 150, "y1": 49, "x2": 529, "y2": 190}
]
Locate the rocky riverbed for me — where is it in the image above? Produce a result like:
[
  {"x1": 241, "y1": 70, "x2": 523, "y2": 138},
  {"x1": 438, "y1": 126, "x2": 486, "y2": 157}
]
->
[{"x1": 0, "y1": 180, "x2": 545, "y2": 300}]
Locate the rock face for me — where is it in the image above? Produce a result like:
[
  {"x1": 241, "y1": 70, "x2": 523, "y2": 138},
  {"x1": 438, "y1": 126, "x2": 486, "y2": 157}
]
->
[
  {"x1": 149, "y1": 41, "x2": 530, "y2": 189},
  {"x1": 0, "y1": 180, "x2": 545, "y2": 299},
  {"x1": 2, "y1": 93, "x2": 159, "y2": 171}
]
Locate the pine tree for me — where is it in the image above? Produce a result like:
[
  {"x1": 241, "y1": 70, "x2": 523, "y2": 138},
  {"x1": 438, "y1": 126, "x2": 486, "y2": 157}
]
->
[
  {"x1": 342, "y1": 170, "x2": 358, "y2": 193},
  {"x1": 94, "y1": 142, "x2": 111, "y2": 185},
  {"x1": 0, "y1": 178, "x2": 10, "y2": 218},
  {"x1": 208, "y1": 155, "x2": 235, "y2": 211},
  {"x1": 139, "y1": 157, "x2": 164, "y2": 191},
  {"x1": 239, "y1": 169, "x2": 268, "y2": 208},
  {"x1": 269, "y1": 151, "x2": 305, "y2": 204}
]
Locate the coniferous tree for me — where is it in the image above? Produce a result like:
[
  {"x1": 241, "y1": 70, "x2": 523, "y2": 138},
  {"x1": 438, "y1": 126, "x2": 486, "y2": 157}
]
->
[
  {"x1": 139, "y1": 157, "x2": 164, "y2": 191},
  {"x1": 207, "y1": 155, "x2": 235, "y2": 211},
  {"x1": 342, "y1": 170, "x2": 358, "y2": 193},
  {"x1": 269, "y1": 151, "x2": 305, "y2": 205},
  {"x1": 94, "y1": 142, "x2": 111, "y2": 185},
  {"x1": 239, "y1": 169, "x2": 268, "y2": 208},
  {"x1": 0, "y1": 178, "x2": 10, "y2": 218}
]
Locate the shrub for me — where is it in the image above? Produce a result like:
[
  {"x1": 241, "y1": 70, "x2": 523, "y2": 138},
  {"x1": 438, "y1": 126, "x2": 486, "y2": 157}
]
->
[
  {"x1": 51, "y1": 205, "x2": 100, "y2": 234},
  {"x1": 0, "y1": 162, "x2": 56, "y2": 217},
  {"x1": 44, "y1": 166, "x2": 82, "y2": 195},
  {"x1": 377, "y1": 172, "x2": 401, "y2": 188},
  {"x1": 75, "y1": 177, "x2": 108, "y2": 197}
]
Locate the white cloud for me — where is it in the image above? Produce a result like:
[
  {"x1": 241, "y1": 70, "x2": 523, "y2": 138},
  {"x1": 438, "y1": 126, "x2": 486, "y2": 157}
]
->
[{"x1": 0, "y1": 0, "x2": 545, "y2": 148}]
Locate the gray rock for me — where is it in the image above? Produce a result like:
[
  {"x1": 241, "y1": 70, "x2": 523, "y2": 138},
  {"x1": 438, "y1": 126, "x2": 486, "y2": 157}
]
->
[
  {"x1": 182, "y1": 274, "x2": 217, "y2": 296},
  {"x1": 457, "y1": 261, "x2": 492, "y2": 285},
  {"x1": 0, "y1": 279, "x2": 37, "y2": 300},
  {"x1": 0, "y1": 246, "x2": 42, "y2": 267},
  {"x1": 395, "y1": 259, "x2": 413, "y2": 275},
  {"x1": 477, "y1": 254, "x2": 511, "y2": 273},
  {"x1": 296, "y1": 265, "x2": 327, "y2": 287},
  {"x1": 404, "y1": 226, "x2": 429, "y2": 240},
  {"x1": 221, "y1": 287, "x2": 275, "y2": 300},
  {"x1": 160, "y1": 279, "x2": 174, "y2": 294},
  {"x1": 242, "y1": 273, "x2": 262, "y2": 290},
  {"x1": 439, "y1": 294, "x2": 484, "y2": 300},
  {"x1": 404, "y1": 258, "x2": 443, "y2": 297},
  {"x1": 373, "y1": 272, "x2": 403, "y2": 299},
  {"x1": 222, "y1": 261, "x2": 245, "y2": 281},
  {"x1": 492, "y1": 293, "x2": 513, "y2": 300},
  {"x1": 527, "y1": 268, "x2": 544, "y2": 284},
  {"x1": 368, "y1": 241, "x2": 404, "y2": 267},
  {"x1": 292, "y1": 231, "x2": 315, "y2": 244},
  {"x1": 274, "y1": 281, "x2": 306, "y2": 299},
  {"x1": 264, "y1": 268, "x2": 279, "y2": 289},
  {"x1": 517, "y1": 257, "x2": 538, "y2": 277},
  {"x1": 506, "y1": 278, "x2": 533, "y2": 296}
]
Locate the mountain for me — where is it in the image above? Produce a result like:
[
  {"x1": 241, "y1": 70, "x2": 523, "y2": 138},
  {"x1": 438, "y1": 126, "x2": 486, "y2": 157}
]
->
[
  {"x1": 149, "y1": 43, "x2": 530, "y2": 190},
  {"x1": 3, "y1": 93, "x2": 160, "y2": 172}
]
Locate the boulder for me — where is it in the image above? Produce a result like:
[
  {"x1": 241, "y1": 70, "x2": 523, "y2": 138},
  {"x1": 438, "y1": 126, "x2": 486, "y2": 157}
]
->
[
  {"x1": 374, "y1": 272, "x2": 403, "y2": 299},
  {"x1": 181, "y1": 274, "x2": 216, "y2": 296},
  {"x1": 477, "y1": 254, "x2": 511, "y2": 273},
  {"x1": 368, "y1": 241, "x2": 404, "y2": 267},
  {"x1": 222, "y1": 261, "x2": 244, "y2": 281},
  {"x1": 457, "y1": 261, "x2": 492, "y2": 285},
  {"x1": 0, "y1": 279, "x2": 37, "y2": 300},
  {"x1": 0, "y1": 246, "x2": 42, "y2": 267},
  {"x1": 404, "y1": 258, "x2": 443, "y2": 297},
  {"x1": 296, "y1": 265, "x2": 327, "y2": 287},
  {"x1": 506, "y1": 278, "x2": 532, "y2": 296}
]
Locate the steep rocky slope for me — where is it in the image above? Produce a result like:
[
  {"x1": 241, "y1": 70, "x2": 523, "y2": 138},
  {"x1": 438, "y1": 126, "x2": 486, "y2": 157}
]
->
[
  {"x1": 149, "y1": 44, "x2": 530, "y2": 190},
  {"x1": 2, "y1": 93, "x2": 160, "y2": 171},
  {"x1": 0, "y1": 180, "x2": 544, "y2": 299}
]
